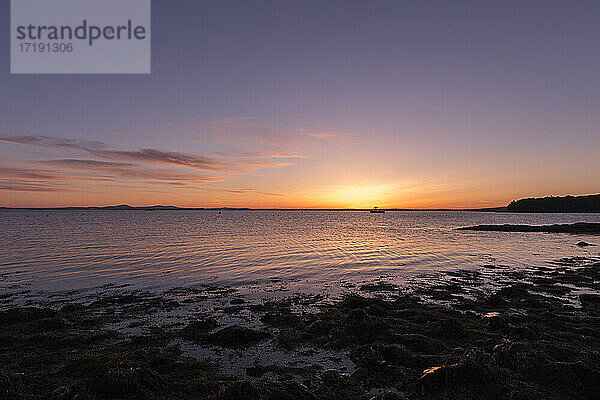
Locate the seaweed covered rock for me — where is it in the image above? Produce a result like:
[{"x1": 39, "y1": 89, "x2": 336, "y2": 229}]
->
[
  {"x1": 418, "y1": 349, "x2": 504, "y2": 398},
  {"x1": 217, "y1": 379, "x2": 315, "y2": 400},
  {"x1": 307, "y1": 319, "x2": 331, "y2": 337},
  {"x1": 313, "y1": 373, "x2": 365, "y2": 400},
  {"x1": 493, "y1": 342, "x2": 550, "y2": 379},
  {"x1": 276, "y1": 328, "x2": 306, "y2": 349},
  {"x1": 29, "y1": 315, "x2": 73, "y2": 333},
  {"x1": 342, "y1": 308, "x2": 389, "y2": 343},
  {"x1": 49, "y1": 385, "x2": 71, "y2": 400},
  {"x1": 260, "y1": 311, "x2": 301, "y2": 328},
  {"x1": 369, "y1": 392, "x2": 407, "y2": 400},
  {"x1": 0, "y1": 307, "x2": 58, "y2": 325},
  {"x1": 427, "y1": 317, "x2": 464, "y2": 337},
  {"x1": 340, "y1": 295, "x2": 391, "y2": 312},
  {"x1": 483, "y1": 283, "x2": 548, "y2": 309},
  {"x1": 2, "y1": 258, "x2": 600, "y2": 400},
  {"x1": 395, "y1": 334, "x2": 448, "y2": 355},
  {"x1": 580, "y1": 294, "x2": 600, "y2": 310},
  {"x1": 360, "y1": 282, "x2": 399, "y2": 293},
  {"x1": 96, "y1": 365, "x2": 166, "y2": 398},
  {"x1": 320, "y1": 369, "x2": 341, "y2": 383},
  {"x1": 0, "y1": 368, "x2": 19, "y2": 400},
  {"x1": 494, "y1": 342, "x2": 600, "y2": 398},
  {"x1": 550, "y1": 361, "x2": 600, "y2": 398},
  {"x1": 180, "y1": 318, "x2": 219, "y2": 341},
  {"x1": 482, "y1": 311, "x2": 508, "y2": 331}
]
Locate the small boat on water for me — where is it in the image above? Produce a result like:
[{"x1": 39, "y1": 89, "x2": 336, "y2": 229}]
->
[{"x1": 369, "y1": 206, "x2": 385, "y2": 213}]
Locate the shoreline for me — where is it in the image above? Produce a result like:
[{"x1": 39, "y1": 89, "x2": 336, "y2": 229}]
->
[{"x1": 2, "y1": 257, "x2": 599, "y2": 399}]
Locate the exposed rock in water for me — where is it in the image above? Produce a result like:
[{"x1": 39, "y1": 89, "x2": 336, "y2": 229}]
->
[
  {"x1": 457, "y1": 222, "x2": 600, "y2": 234},
  {"x1": 577, "y1": 241, "x2": 594, "y2": 247},
  {"x1": 359, "y1": 282, "x2": 398, "y2": 292}
]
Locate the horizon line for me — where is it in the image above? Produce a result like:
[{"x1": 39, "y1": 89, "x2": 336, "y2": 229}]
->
[
  {"x1": 0, "y1": 204, "x2": 507, "y2": 212},
  {"x1": 3, "y1": 193, "x2": 598, "y2": 211}
]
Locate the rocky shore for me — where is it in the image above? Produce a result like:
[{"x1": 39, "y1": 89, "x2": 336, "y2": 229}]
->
[{"x1": 1, "y1": 257, "x2": 600, "y2": 399}]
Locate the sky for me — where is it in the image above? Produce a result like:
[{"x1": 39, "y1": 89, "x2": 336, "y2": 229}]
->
[{"x1": 1, "y1": 0, "x2": 599, "y2": 208}]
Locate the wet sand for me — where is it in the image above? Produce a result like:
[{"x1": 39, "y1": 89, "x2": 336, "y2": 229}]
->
[{"x1": 1, "y1": 257, "x2": 600, "y2": 399}]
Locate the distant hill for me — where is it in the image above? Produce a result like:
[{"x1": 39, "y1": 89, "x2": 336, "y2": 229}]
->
[{"x1": 506, "y1": 194, "x2": 600, "y2": 213}]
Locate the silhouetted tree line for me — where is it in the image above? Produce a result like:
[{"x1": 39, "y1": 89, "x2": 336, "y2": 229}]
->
[{"x1": 507, "y1": 194, "x2": 600, "y2": 213}]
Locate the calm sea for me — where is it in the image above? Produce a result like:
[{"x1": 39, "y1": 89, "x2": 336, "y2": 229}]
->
[{"x1": 1, "y1": 210, "x2": 599, "y2": 292}]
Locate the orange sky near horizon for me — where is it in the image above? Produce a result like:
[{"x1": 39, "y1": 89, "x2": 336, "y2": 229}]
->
[
  {"x1": 0, "y1": 116, "x2": 598, "y2": 209},
  {"x1": 1, "y1": 129, "x2": 596, "y2": 210}
]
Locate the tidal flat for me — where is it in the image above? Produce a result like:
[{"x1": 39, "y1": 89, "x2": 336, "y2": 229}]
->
[{"x1": 1, "y1": 257, "x2": 600, "y2": 399}]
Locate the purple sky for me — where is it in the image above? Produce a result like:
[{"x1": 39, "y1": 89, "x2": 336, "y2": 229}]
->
[{"x1": 1, "y1": 1, "x2": 599, "y2": 208}]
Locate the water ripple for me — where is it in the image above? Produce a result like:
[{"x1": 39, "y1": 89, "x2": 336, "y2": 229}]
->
[{"x1": 0, "y1": 210, "x2": 598, "y2": 291}]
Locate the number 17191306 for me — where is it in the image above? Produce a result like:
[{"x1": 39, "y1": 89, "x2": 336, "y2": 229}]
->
[{"x1": 19, "y1": 42, "x2": 73, "y2": 53}]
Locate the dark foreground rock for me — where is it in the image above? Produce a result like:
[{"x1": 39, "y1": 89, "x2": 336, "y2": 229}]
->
[
  {"x1": 217, "y1": 380, "x2": 315, "y2": 400},
  {"x1": 418, "y1": 349, "x2": 503, "y2": 397},
  {"x1": 1, "y1": 259, "x2": 600, "y2": 399}
]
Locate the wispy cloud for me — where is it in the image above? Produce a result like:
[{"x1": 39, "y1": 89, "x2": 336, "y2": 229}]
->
[
  {"x1": 0, "y1": 166, "x2": 69, "y2": 192},
  {"x1": 221, "y1": 188, "x2": 283, "y2": 196},
  {"x1": 0, "y1": 135, "x2": 106, "y2": 151},
  {"x1": 88, "y1": 149, "x2": 228, "y2": 170},
  {"x1": 0, "y1": 125, "x2": 330, "y2": 198},
  {"x1": 194, "y1": 119, "x2": 353, "y2": 162},
  {"x1": 195, "y1": 118, "x2": 332, "y2": 147},
  {"x1": 40, "y1": 159, "x2": 222, "y2": 184},
  {"x1": 216, "y1": 151, "x2": 309, "y2": 159},
  {"x1": 0, "y1": 167, "x2": 66, "y2": 181},
  {"x1": 43, "y1": 159, "x2": 134, "y2": 169},
  {"x1": 0, "y1": 135, "x2": 228, "y2": 172},
  {"x1": 0, "y1": 179, "x2": 63, "y2": 192}
]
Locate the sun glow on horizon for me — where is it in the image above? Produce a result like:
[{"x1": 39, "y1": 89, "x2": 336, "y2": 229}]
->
[{"x1": 318, "y1": 183, "x2": 397, "y2": 209}]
